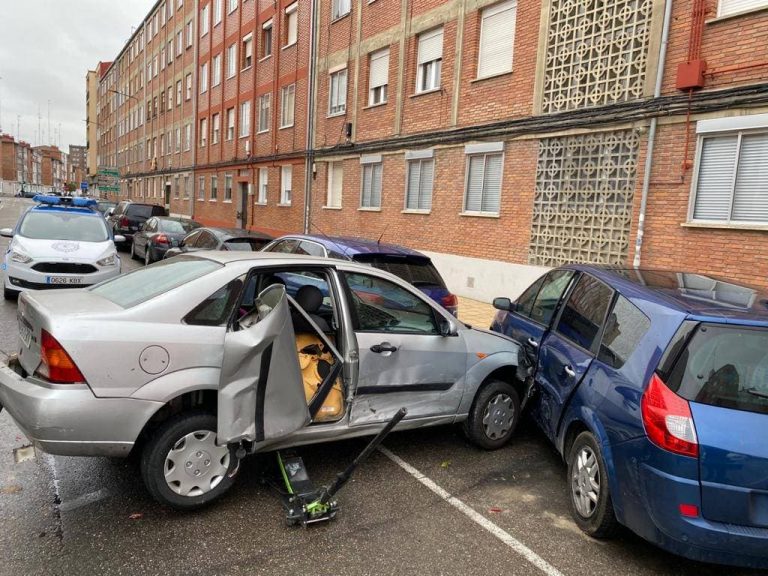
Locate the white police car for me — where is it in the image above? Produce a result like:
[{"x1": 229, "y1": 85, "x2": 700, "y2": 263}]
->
[{"x1": 1, "y1": 195, "x2": 124, "y2": 299}]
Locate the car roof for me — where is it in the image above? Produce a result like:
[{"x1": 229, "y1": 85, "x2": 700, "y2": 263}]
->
[
  {"x1": 205, "y1": 227, "x2": 273, "y2": 240},
  {"x1": 29, "y1": 204, "x2": 100, "y2": 216},
  {"x1": 273, "y1": 234, "x2": 428, "y2": 258},
  {"x1": 566, "y1": 265, "x2": 768, "y2": 324}
]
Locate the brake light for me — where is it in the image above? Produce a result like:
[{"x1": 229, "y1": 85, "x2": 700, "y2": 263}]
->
[
  {"x1": 39, "y1": 330, "x2": 86, "y2": 384},
  {"x1": 441, "y1": 293, "x2": 458, "y2": 309},
  {"x1": 641, "y1": 373, "x2": 698, "y2": 457},
  {"x1": 119, "y1": 216, "x2": 129, "y2": 228},
  {"x1": 155, "y1": 233, "x2": 169, "y2": 245}
]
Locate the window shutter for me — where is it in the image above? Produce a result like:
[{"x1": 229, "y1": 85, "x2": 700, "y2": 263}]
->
[
  {"x1": 481, "y1": 154, "x2": 502, "y2": 212},
  {"x1": 465, "y1": 156, "x2": 485, "y2": 211},
  {"x1": 370, "y1": 50, "x2": 389, "y2": 89},
  {"x1": 719, "y1": 0, "x2": 768, "y2": 16},
  {"x1": 419, "y1": 159, "x2": 434, "y2": 210},
  {"x1": 372, "y1": 164, "x2": 382, "y2": 207},
  {"x1": 732, "y1": 133, "x2": 768, "y2": 222},
  {"x1": 693, "y1": 136, "x2": 737, "y2": 221},
  {"x1": 418, "y1": 28, "x2": 443, "y2": 64},
  {"x1": 330, "y1": 162, "x2": 343, "y2": 206},
  {"x1": 478, "y1": 1, "x2": 516, "y2": 78},
  {"x1": 406, "y1": 161, "x2": 421, "y2": 209},
  {"x1": 361, "y1": 165, "x2": 372, "y2": 206}
]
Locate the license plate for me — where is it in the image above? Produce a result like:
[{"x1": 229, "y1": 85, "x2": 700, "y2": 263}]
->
[
  {"x1": 47, "y1": 276, "x2": 83, "y2": 285},
  {"x1": 18, "y1": 320, "x2": 31, "y2": 348}
]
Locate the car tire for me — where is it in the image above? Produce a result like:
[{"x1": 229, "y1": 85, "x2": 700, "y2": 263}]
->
[
  {"x1": 140, "y1": 411, "x2": 238, "y2": 510},
  {"x1": 567, "y1": 431, "x2": 619, "y2": 539},
  {"x1": 3, "y1": 287, "x2": 18, "y2": 300},
  {"x1": 464, "y1": 380, "x2": 520, "y2": 450},
  {"x1": 144, "y1": 244, "x2": 152, "y2": 266}
]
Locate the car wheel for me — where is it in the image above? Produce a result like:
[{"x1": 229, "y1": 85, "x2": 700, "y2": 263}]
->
[
  {"x1": 140, "y1": 411, "x2": 238, "y2": 510},
  {"x1": 3, "y1": 287, "x2": 18, "y2": 300},
  {"x1": 144, "y1": 244, "x2": 152, "y2": 266},
  {"x1": 464, "y1": 380, "x2": 520, "y2": 450},
  {"x1": 567, "y1": 431, "x2": 618, "y2": 539}
]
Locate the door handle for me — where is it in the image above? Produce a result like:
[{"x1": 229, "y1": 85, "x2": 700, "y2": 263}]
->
[
  {"x1": 526, "y1": 338, "x2": 539, "y2": 349},
  {"x1": 563, "y1": 365, "x2": 576, "y2": 378},
  {"x1": 370, "y1": 343, "x2": 398, "y2": 354}
]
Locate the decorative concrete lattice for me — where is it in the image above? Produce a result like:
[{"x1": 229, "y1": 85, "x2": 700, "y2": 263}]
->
[
  {"x1": 541, "y1": 0, "x2": 652, "y2": 113},
  {"x1": 529, "y1": 131, "x2": 639, "y2": 266}
]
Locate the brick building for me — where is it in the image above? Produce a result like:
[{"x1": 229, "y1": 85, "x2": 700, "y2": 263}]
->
[{"x1": 0, "y1": 135, "x2": 47, "y2": 195}]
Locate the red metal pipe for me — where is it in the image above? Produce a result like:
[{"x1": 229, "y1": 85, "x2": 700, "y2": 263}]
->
[{"x1": 704, "y1": 60, "x2": 768, "y2": 76}]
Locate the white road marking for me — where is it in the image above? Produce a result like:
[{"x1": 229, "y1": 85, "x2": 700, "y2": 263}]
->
[{"x1": 379, "y1": 447, "x2": 566, "y2": 576}]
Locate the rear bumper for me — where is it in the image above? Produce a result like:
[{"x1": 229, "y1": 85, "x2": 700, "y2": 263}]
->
[{"x1": 0, "y1": 360, "x2": 162, "y2": 457}]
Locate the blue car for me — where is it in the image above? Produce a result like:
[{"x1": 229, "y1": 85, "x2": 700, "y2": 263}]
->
[
  {"x1": 262, "y1": 234, "x2": 459, "y2": 315},
  {"x1": 491, "y1": 266, "x2": 768, "y2": 569}
]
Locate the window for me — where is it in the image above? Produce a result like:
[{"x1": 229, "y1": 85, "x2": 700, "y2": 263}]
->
[
  {"x1": 167, "y1": 40, "x2": 173, "y2": 64},
  {"x1": 211, "y1": 175, "x2": 218, "y2": 200},
  {"x1": 284, "y1": 3, "x2": 298, "y2": 47},
  {"x1": 360, "y1": 160, "x2": 382, "y2": 208},
  {"x1": 227, "y1": 43, "x2": 237, "y2": 77},
  {"x1": 417, "y1": 28, "x2": 443, "y2": 93},
  {"x1": 258, "y1": 94, "x2": 271, "y2": 132},
  {"x1": 691, "y1": 127, "x2": 768, "y2": 224},
  {"x1": 332, "y1": 0, "x2": 351, "y2": 20},
  {"x1": 598, "y1": 296, "x2": 650, "y2": 369},
  {"x1": 464, "y1": 152, "x2": 503, "y2": 214},
  {"x1": 327, "y1": 162, "x2": 343, "y2": 208},
  {"x1": 224, "y1": 173, "x2": 233, "y2": 201},
  {"x1": 160, "y1": 48, "x2": 166, "y2": 70},
  {"x1": 718, "y1": 0, "x2": 768, "y2": 17},
  {"x1": 212, "y1": 113, "x2": 220, "y2": 144},
  {"x1": 185, "y1": 73, "x2": 193, "y2": 100},
  {"x1": 186, "y1": 20, "x2": 193, "y2": 47},
  {"x1": 405, "y1": 157, "x2": 434, "y2": 211},
  {"x1": 261, "y1": 20, "x2": 273, "y2": 58},
  {"x1": 176, "y1": 31, "x2": 183, "y2": 56},
  {"x1": 198, "y1": 176, "x2": 206, "y2": 200},
  {"x1": 212, "y1": 54, "x2": 222, "y2": 86},
  {"x1": 478, "y1": 0, "x2": 516, "y2": 79},
  {"x1": 175, "y1": 127, "x2": 181, "y2": 152},
  {"x1": 368, "y1": 49, "x2": 389, "y2": 106},
  {"x1": 521, "y1": 270, "x2": 575, "y2": 325},
  {"x1": 328, "y1": 69, "x2": 347, "y2": 116},
  {"x1": 176, "y1": 80, "x2": 182, "y2": 106},
  {"x1": 228, "y1": 0, "x2": 238, "y2": 13},
  {"x1": 239, "y1": 100, "x2": 251, "y2": 136},
  {"x1": 167, "y1": 87, "x2": 173, "y2": 110},
  {"x1": 200, "y1": 118, "x2": 208, "y2": 146},
  {"x1": 280, "y1": 165, "x2": 292, "y2": 204},
  {"x1": 201, "y1": 4, "x2": 209, "y2": 35},
  {"x1": 258, "y1": 167, "x2": 268, "y2": 203},
  {"x1": 200, "y1": 62, "x2": 208, "y2": 93},
  {"x1": 344, "y1": 272, "x2": 438, "y2": 334},
  {"x1": 213, "y1": 0, "x2": 222, "y2": 25},
  {"x1": 184, "y1": 123, "x2": 192, "y2": 150},
  {"x1": 556, "y1": 274, "x2": 613, "y2": 351},
  {"x1": 280, "y1": 84, "x2": 295, "y2": 128},
  {"x1": 226, "y1": 107, "x2": 235, "y2": 140},
  {"x1": 161, "y1": 3, "x2": 166, "y2": 26},
  {"x1": 160, "y1": 90, "x2": 167, "y2": 113},
  {"x1": 241, "y1": 35, "x2": 253, "y2": 69}
]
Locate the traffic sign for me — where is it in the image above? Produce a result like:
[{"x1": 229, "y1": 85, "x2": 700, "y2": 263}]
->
[
  {"x1": 100, "y1": 185, "x2": 120, "y2": 192},
  {"x1": 80, "y1": 182, "x2": 89, "y2": 191},
  {"x1": 99, "y1": 168, "x2": 119, "y2": 177}
]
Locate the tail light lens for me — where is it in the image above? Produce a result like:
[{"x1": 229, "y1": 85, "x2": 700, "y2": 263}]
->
[
  {"x1": 441, "y1": 293, "x2": 458, "y2": 310},
  {"x1": 39, "y1": 330, "x2": 86, "y2": 384},
  {"x1": 119, "y1": 216, "x2": 129, "y2": 228},
  {"x1": 155, "y1": 234, "x2": 169, "y2": 245},
  {"x1": 641, "y1": 373, "x2": 698, "y2": 457}
]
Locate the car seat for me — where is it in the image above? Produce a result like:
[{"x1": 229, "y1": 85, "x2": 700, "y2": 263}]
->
[{"x1": 291, "y1": 285, "x2": 330, "y2": 333}]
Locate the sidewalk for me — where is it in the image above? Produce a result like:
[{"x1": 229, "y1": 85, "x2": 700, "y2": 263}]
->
[{"x1": 456, "y1": 296, "x2": 496, "y2": 328}]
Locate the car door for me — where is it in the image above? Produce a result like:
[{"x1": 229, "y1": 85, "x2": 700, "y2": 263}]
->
[
  {"x1": 341, "y1": 269, "x2": 467, "y2": 426},
  {"x1": 534, "y1": 273, "x2": 614, "y2": 441},
  {"x1": 136, "y1": 218, "x2": 154, "y2": 255},
  {"x1": 217, "y1": 284, "x2": 309, "y2": 446}
]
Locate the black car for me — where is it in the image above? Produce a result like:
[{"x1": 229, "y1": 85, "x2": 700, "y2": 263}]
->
[
  {"x1": 131, "y1": 216, "x2": 201, "y2": 264},
  {"x1": 107, "y1": 201, "x2": 168, "y2": 249},
  {"x1": 163, "y1": 227, "x2": 273, "y2": 258}
]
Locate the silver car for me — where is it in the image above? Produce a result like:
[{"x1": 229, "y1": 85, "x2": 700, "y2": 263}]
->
[{"x1": 0, "y1": 252, "x2": 522, "y2": 509}]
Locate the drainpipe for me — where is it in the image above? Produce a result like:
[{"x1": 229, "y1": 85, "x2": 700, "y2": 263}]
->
[
  {"x1": 303, "y1": 0, "x2": 319, "y2": 234},
  {"x1": 633, "y1": 0, "x2": 673, "y2": 269},
  {"x1": 191, "y1": 0, "x2": 200, "y2": 218}
]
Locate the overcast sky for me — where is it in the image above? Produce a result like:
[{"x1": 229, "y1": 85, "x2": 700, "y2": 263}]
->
[{"x1": 0, "y1": 1, "x2": 151, "y2": 151}]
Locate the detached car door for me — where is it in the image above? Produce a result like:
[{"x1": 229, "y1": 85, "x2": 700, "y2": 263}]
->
[{"x1": 217, "y1": 284, "x2": 309, "y2": 446}]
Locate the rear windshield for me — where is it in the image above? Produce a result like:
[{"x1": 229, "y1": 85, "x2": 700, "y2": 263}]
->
[
  {"x1": 355, "y1": 256, "x2": 446, "y2": 288},
  {"x1": 126, "y1": 205, "x2": 155, "y2": 219},
  {"x1": 89, "y1": 257, "x2": 221, "y2": 308},
  {"x1": 160, "y1": 219, "x2": 200, "y2": 234},
  {"x1": 224, "y1": 238, "x2": 268, "y2": 251},
  {"x1": 19, "y1": 211, "x2": 109, "y2": 242},
  {"x1": 666, "y1": 323, "x2": 768, "y2": 415}
]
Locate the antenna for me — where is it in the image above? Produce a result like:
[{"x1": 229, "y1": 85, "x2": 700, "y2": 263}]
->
[{"x1": 376, "y1": 225, "x2": 389, "y2": 246}]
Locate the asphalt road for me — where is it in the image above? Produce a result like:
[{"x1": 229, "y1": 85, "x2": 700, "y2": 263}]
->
[{"x1": 0, "y1": 196, "x2": 763, "y2": 576}]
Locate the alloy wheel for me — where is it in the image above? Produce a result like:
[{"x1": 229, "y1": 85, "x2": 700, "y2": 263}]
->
[
  {"x1": 163, "y1": 430, "x2": 230, "y2": 497},
  {"x1": 571, "y1": 445, "x2": 600, "y2": 518}
]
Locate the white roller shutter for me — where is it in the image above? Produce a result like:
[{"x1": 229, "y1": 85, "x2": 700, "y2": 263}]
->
[
  {"x1": 692, "y1": 136, "x2": 737, "y2": 221},
  {"x1": 465, "y1": 153, "x2": 502, "y2": 213},
  {"x1": 478, "y1": 0, "x2": 516, "y2": 78},
  {"x1": 418, "y1": 28, "x2": 443, "y2": 65},
  {"x1": 370, "y1": 49, "x2": 389, "y2": 89},
  {"x1": 732, "y1": 133, "x2": 768, "y2": 222},
  {"x1": 719, "y1": 0, "x2": 768, "y2": 16}
]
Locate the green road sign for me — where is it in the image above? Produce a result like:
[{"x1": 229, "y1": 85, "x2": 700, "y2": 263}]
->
[
  {"x1": 99, "y1": 168, "x2": 120, "y2": 177},
  {"x1": 100, "y1": 185, "x2": 120, "y2": 192}
]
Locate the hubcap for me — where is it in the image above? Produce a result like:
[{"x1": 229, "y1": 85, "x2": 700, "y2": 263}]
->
[
  {"x1": 164, "y1": 430, "x2": 230, "y2": 497},
  {"x1": 482, "y1": 393, "x2": 515, "y2": 440},
  {"x1": 571, "y1": 446, "x2": 600, "y2": 518}
]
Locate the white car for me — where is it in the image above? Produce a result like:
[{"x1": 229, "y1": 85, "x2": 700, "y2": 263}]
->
[{"x1": 1, "y1": 196, "x2": 124, "y2": 299}]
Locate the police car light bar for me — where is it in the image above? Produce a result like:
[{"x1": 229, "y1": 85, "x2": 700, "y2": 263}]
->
[{"x1": 32, "y1": 195, "x2": 98, "y2": 208}]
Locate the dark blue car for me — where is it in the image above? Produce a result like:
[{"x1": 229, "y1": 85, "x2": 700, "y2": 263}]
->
[
  {"x1": 491, "y1": 266, "x2": 768, "y2": 568},
  {"x1": 262, "y1": 234, "x2": 459, "y2": 316}
]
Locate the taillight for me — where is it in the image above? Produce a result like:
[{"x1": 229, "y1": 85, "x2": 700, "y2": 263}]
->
[
  {"x1": 441, "y1": 293, "x2": 458, "y2": 309},
  {"x1": 39, "y1": 330, "x2": 86, "y2": 384},
  {"x1": 641, "y1": 373, "x2": 698, "y2": 457},
  {"x1": 155, "y1": 233, "x2": 169, "y2": 245},
  {"x1": 119, "y1": 216, "x2": 129, "y2": 228}
]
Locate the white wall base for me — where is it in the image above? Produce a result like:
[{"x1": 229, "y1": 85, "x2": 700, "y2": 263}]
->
[{"x1": 420, "y1": 250, "x2": 550, "y2": 303}]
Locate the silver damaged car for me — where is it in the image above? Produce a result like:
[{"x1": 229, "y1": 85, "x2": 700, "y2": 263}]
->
[{"x1": 0, "y1": 252, "x2": 522, "y2": 509}]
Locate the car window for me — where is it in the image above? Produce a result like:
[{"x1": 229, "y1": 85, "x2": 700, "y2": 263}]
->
[
  {"x1": 597, "y1": 295, "x2": 650, "y2": 369},
  {"x1": 152, "y1": 205, "x2": 168, "y2": 216},
  {"x1": 183, "y1": 230, "x2": 203, "y2": 247},
  {"x1": 344, "y1": 272, "x2": 438, "y2": 334},
  {"x1": 161, "y1": 219, "x2": 199, "y2": 234},
  {"x1": 144, "y1": 218, "x2": 156, "y2": 232},
  {"x1": 296, "y1": 240, "x2": 326, "y2": 257},
  {"x1": 89, "y1": 257, "x2": 222, "y2": 308},
  {"x1": 224, "y1": 238, "x2": 268, "y2": 251},
  {"x1": 515, "y1": 275, "x2": 546, "y2": 318},
  {"x1": 19, "y1": 211, "x2": 109, "y2": 242},
  {"x1": 667, "y1": 324, "x2": 768, "y2": 415},
  {"x1": 355, "y1": 255, "x2": 446, "y2": 288},
  {"x1": 185, "y1": 277, "x2": 244, "y2": 326},
  {"x1": 555, "y1": 274, "x2": 613, "y2": 351},
  {"x1": 530, "y1": 270, "x2": 576, "y2": 326},
  {"x1": 113, "y1": 202, "x2": 127, "y2": 216},
  {"x1": 197, "y1": 231, "x2": 219, "y2": 250},
  {"x1": 268, "y1": 239, "x2": 299, "y2": 253},
  {"x1": 126, "y1": 204, "x2": 154, "y2": 219}
]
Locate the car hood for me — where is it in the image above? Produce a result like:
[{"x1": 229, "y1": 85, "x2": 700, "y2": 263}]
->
[{"x1": 12, "y1": 237, "x2": 115, "y2": 262}]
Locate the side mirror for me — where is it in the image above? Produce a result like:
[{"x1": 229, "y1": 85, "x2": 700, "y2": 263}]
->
[
  {"x1": 114, "y1": 235, "x2": 126, "y2": 243},
  {"x1": 493, "y1": 297, "x2": 515, "y2": 312},
  {"x1": 438, "y1": 316, "x2": 458, "y2": 337},
  {"x1": 0, "y1": 228, "x2": 13, "y2": 238}
]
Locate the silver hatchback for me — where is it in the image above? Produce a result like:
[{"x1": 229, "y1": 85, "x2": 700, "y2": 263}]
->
[{"x1": 0, "y1": 252, "x2": 522, "y2": 509}]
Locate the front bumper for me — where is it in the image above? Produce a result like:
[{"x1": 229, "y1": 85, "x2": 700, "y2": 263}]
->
[
  {"x1": 4, "y1": 260, "x2": 120, "y2": 292},
  {"x1": 0, "y1": 359, "x2": 162, "y2": 457}
]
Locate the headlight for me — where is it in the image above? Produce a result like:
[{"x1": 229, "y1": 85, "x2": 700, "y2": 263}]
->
[
  {"x1": 10, "y1": 250, "x2": 32, "y2": 264},
  {"x1": 97, "y1": 253, "x2": 117, "y2": 266}
]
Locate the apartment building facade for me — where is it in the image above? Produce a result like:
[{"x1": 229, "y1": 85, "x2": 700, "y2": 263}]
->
[{"x1": 0, "y1": 135, "x2": 49, "y2": 195}]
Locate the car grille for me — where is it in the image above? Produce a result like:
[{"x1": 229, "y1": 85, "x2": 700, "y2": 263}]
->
[{"x1": 31, "y1": 263, "x2": 99, "y2": 274}]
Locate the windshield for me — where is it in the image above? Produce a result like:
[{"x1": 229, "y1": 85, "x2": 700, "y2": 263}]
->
[
  {"x1": 19, "y1": 210, "x2": 109, "y2": 242},
  {"x1": 160, "y1": 219, "x2": 200, "y2": 234},
  {"x1": 89, "y1": 257, "x2": 222, "y2": 308}
]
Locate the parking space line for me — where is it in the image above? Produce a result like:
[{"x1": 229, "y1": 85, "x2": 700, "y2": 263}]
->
[{"x1": 379, "y1": 447, "x2": 565, "y2": 576}]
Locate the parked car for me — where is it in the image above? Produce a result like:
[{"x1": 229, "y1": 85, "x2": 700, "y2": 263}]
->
[
  {"x1": 163, "y1": 227, "x2": 273, "y2": 258},
  {"x1": 95, "y1": 200, "x2": 117, "y2": 217},
  {"x1": 131, "y1": 216, "x2": 201, "y2": 264},
  {"x1": 0, "y1": 195, "x2": 123, "y2": 300},
  {"x1": 0, "y1": 252, "x2": 522, "y2": 510},
  {"x1": 491, "y1": 266, "x2": 768, "y2": 569},
  {"x1": 262, "y1": 235, "x2": 459, "y2": 316},
  {"x1": 106, "y1": 201, "x2": 168, "y2": 250}
]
